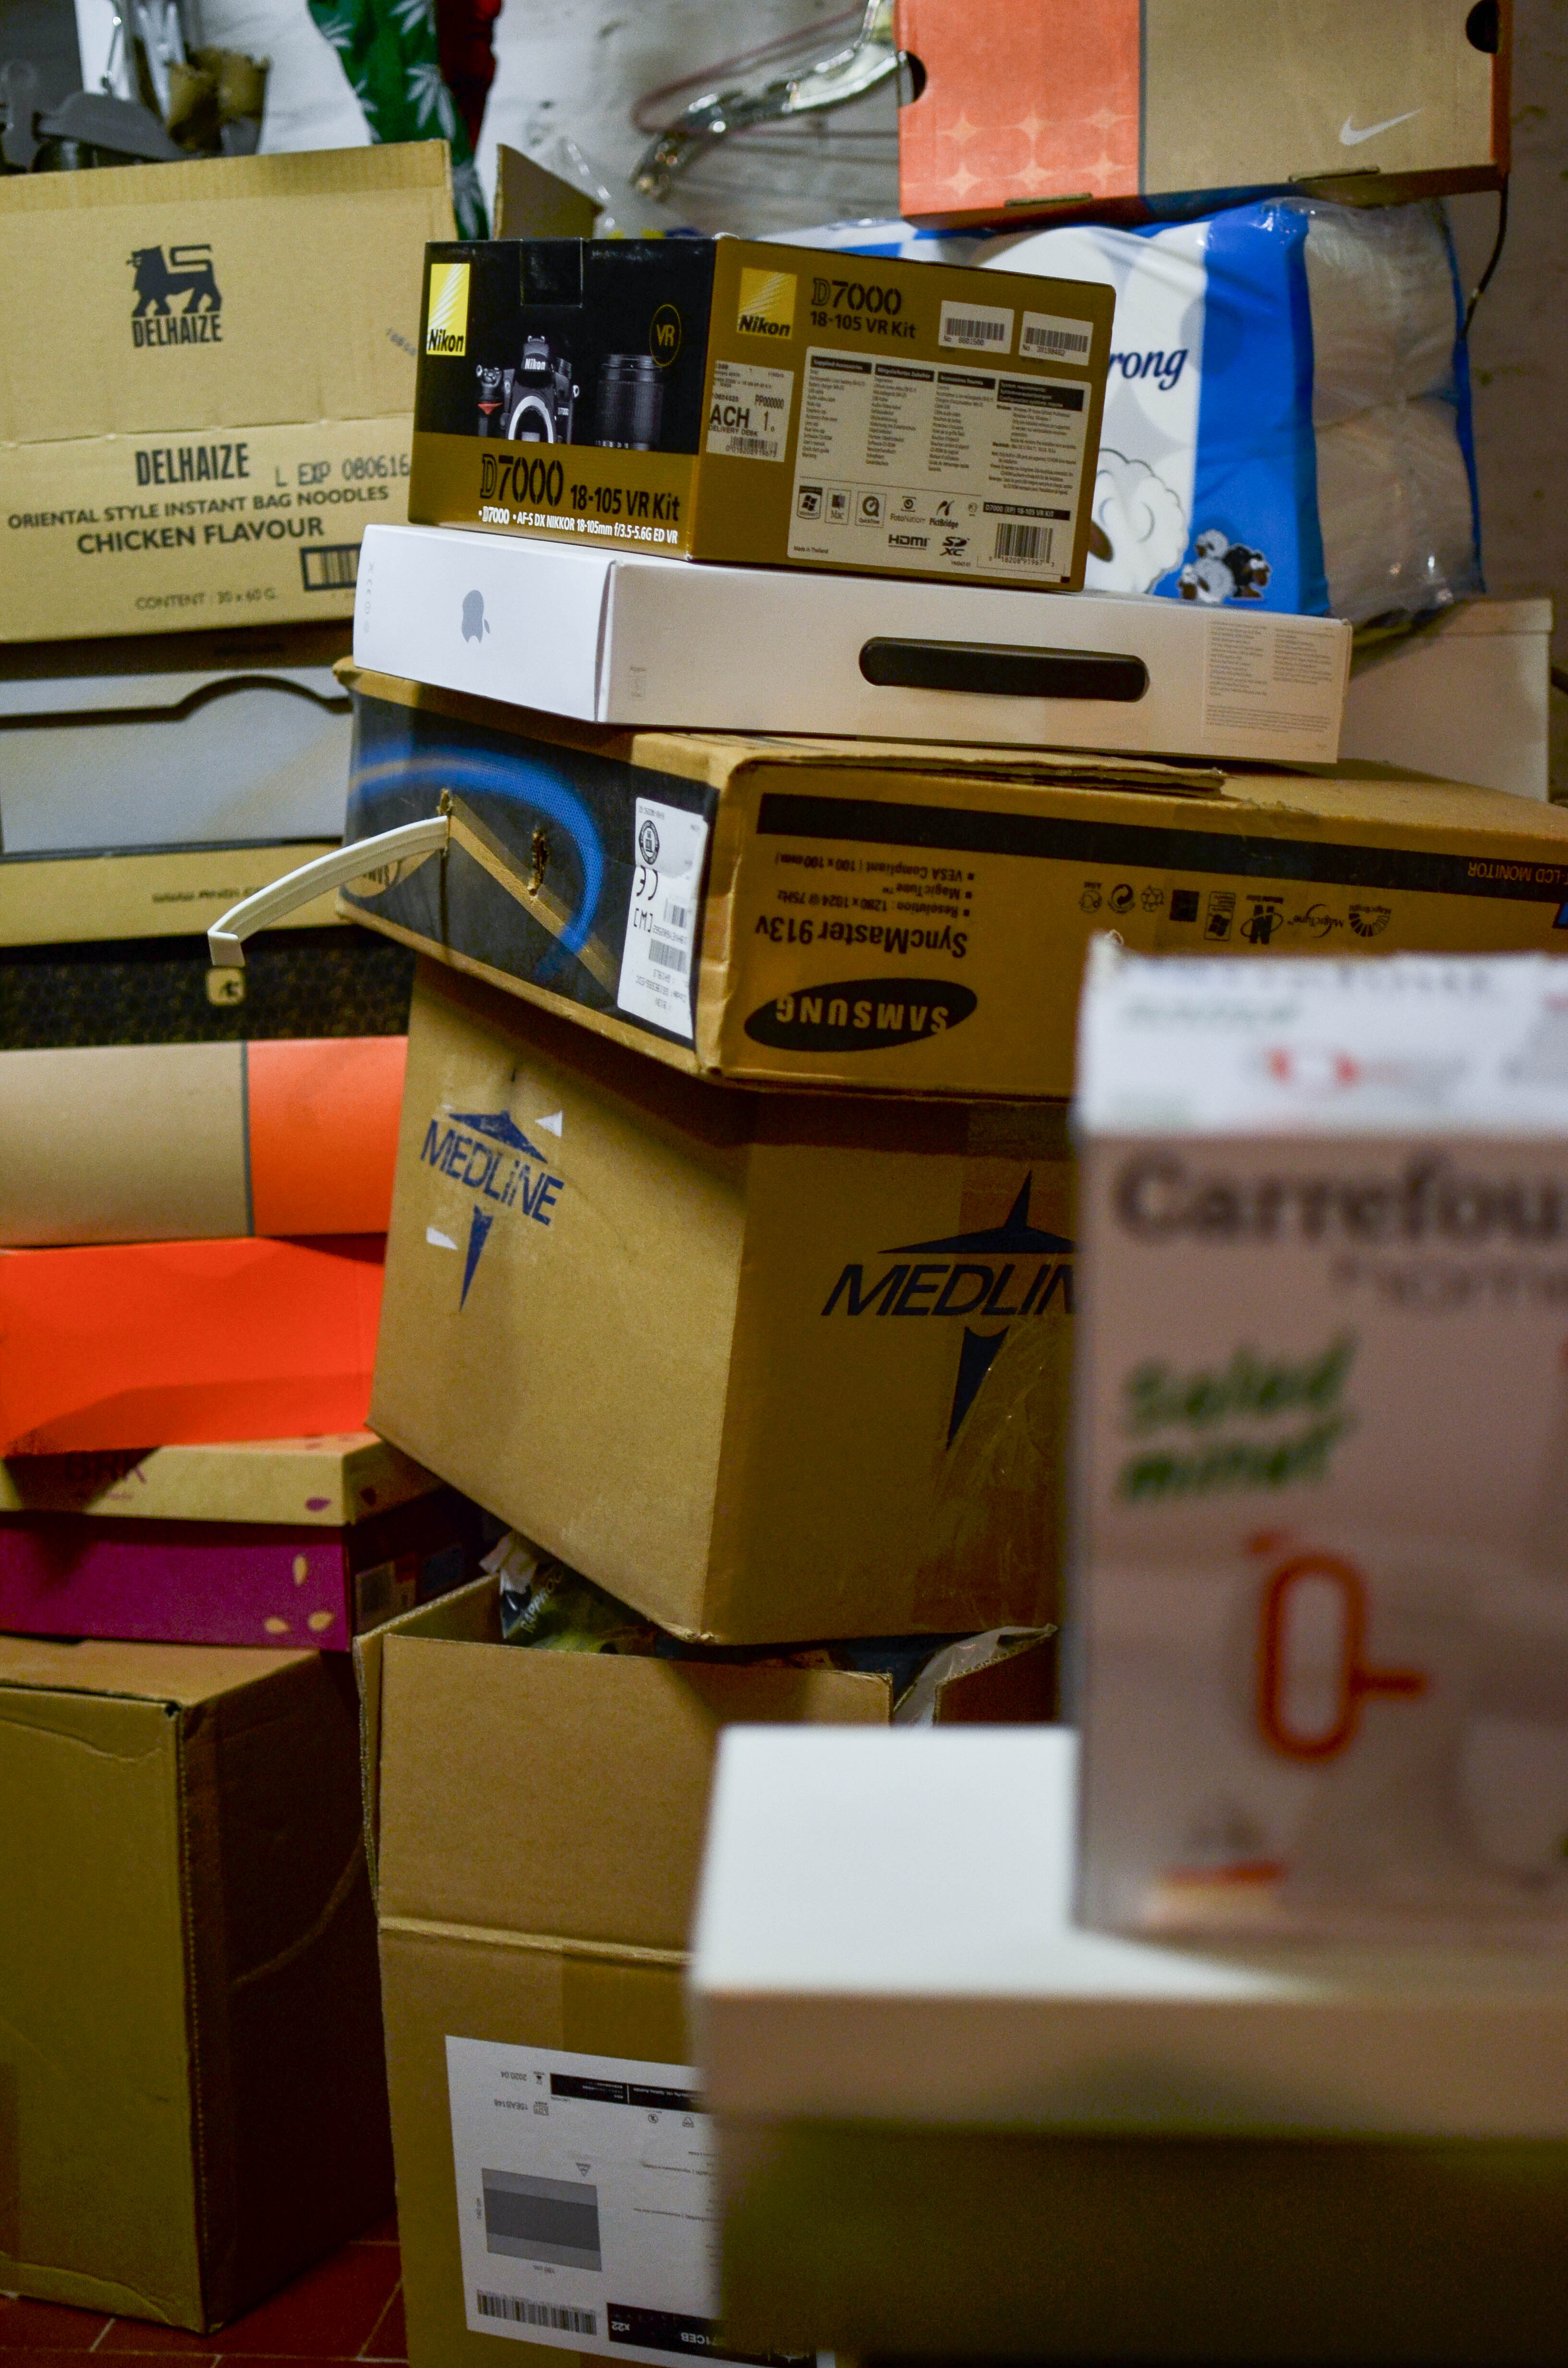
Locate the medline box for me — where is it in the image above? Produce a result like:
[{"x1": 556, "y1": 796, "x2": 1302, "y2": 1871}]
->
[
  {"x1": 353, "y1": 522, "x2": 1352, "y2": 761},
  {"x1": 370, "y1": 962, "x2": 1073, "y2": 1643},
  {"x1": 357, "y1": 1579, "x2": 1047, "y2": 2368},
  {"x1": 334, "y1": 666, "x2": 1568, "y2": 1103},
  {"x1": 1075, "y1": 946, "x2": 1568, "y2": 1943},
  {"x1": 409, "y1": 235, "x2": 1113, "y2": 592},
  {"x1": 0, "y1": 145, "x2": 455, "y2": 644}
]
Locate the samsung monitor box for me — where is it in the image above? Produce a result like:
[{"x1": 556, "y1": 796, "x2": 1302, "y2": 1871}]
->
[
  {"x1": 1075, "y1": 945, "x2": 1568, "y2": 1944},
  {"x1": 370, "y1": 961, "x2": 1073, "y2": 1643},
  {"x1": 409, "y1": 235, "x2": 1113, "y2": 593},
  {"x1": 0, "y1": 1635, "x2": 391, "y2": 2328},
  {"x1": 321, "y1": 666, "x2": 1568, "y2": 1105},
  {"x1": 355, "y1": 1575, "x2": 1051, "y2": 2368},
  {"x1": 353, "y1": 521, "x2": 1352, "y2": 762},
  {"x1": 0, "y1": 145, "x2": 455, "y2": 643},
  {"x1": 896, "y1": 0, "x2": 1510, "y2": 227}
]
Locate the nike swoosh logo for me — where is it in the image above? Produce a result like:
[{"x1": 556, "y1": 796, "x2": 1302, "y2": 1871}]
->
[{"x1": 1340, "y1": 108, "x2": 1423, "y2": 146}]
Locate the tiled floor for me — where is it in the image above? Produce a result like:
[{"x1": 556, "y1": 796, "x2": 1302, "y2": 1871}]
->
[{"x1": 0, "y1": 2217, "x2": 405, "y2": 2368}]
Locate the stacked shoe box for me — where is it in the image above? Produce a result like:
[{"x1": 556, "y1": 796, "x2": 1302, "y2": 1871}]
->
[{"x1": 205, "y1": 224, "x2": 1568, "y2": 2365}]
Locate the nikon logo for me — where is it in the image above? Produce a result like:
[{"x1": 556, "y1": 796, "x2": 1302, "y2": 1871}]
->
[
  {"x1": 737, "y1": 266, "x2": 796, "y2": 338},
  {"x1": 426, "y1": 261, "x2": 471, "y2": 357},
  {"x1": 1116, "y1": 1152, "x2": 1568, "y2": 1246}
]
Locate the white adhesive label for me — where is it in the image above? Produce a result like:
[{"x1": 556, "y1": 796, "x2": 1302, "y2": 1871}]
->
[
  {"x1": 705, "y1": 358, "x2": 794, "y2": 462},
  {"x1": 1020, "y1": 310, "x2": 1094, "y2": 364},
  {"x1": 447, "y1": 2037, "x2": 758, "y2": 2366},
  {"x1": 617, "y1": 797, "x2": 707, "y2": 1040},
  {"x1": 1203, "y1": 615, "x2": 1345, "y2": 750},
  {"x1": 787, "y1": 345, "x2": 1090, "y2": 583},
  {"x1": 938, "y1": 296, "x2": 1015, "y2": 356}
]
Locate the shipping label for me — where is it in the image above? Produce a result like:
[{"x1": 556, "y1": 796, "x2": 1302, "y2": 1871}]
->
[
  {"x1": 617, "y1": 798, "x2": 709, "y2": 1040},
  {"x1": 705, "y1": 360, "x2": 794, "y2": 463},
  {"x1": 446, "y1": 2037, "x2": 764, "y2": 2367},
  {"x1": 786, "y1": 345, "x2": 1089, "y2": 584}
]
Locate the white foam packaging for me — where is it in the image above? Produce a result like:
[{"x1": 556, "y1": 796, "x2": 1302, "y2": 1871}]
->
[
  {"x1": 353, "y1": 521, "x2": 1351, "y2": 766},
  {"x1": 1075, "y1": 946, "x2": 1568, "y2": 1944}
]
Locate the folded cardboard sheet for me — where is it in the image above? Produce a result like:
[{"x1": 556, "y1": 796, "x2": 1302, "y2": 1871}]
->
[
  {"x1": 0, "y1": 1036, "x2": 406, "y2": 1244},
  {"x1": 0, "y1": 1234, "x2": 385, "y2": 1453}
]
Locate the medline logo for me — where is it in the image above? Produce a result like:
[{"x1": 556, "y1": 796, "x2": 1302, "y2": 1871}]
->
[
  {"x1": 128, "y1": 245, "x2": 222, "y2": 345},
  {"x1": 822, "y1": 1177, "x2": 1074, "y2": 1445},
  {"x1": 421, "y1": 1107, "x2": 564, "y2": 1307},
  {"x1": 736, "y1": 267, "x2": 796, "y2": 338},
  {"x1": 426, "y1": 262, "x2": 471, "y2": 356}
]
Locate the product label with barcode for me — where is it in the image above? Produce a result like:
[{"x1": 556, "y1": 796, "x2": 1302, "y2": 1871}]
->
[
  {"x1": 616, "y1": 797, "x2": 708, "y2": 1040},
  {"x1": 787, "y1": 343, "x2": 1090, "y2": 584},
  {"x1": 1020, "y1": 310, "x2": 1093, "y2": 362},
  {"x1": 939, "y1": 297, "x2": 1015, "y2": 355},
  {"x1": 448, "y1": 2036, "x2": 763, "y2": 2367},
  {"x1": 705, "y1": 358, "x2": 794, "y2": 462}
]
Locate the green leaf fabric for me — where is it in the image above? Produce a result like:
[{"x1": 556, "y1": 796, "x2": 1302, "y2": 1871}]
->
[{"x1": 307, "y1": 0, "x2": 487, "y2": 234}]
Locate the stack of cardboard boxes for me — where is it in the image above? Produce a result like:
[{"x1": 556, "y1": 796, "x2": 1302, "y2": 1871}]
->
[
  {"x1": 0, "y1": 142, "x2": 477, "y2": 2332},
  {"x1": 199, "y1": 212, "x2": 1568, "y2": 2360}
]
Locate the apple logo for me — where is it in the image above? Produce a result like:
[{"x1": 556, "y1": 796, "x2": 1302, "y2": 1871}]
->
[{"x1": 461, "y1": 589, "x2": 491, "y2": 644}]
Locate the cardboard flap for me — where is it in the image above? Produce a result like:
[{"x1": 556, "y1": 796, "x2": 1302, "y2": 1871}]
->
[
  {"x1": 0, "y1": 1634, "x2": 308, "y2": 1707},
  {"x1": 371, "y1": 1577, "x2": 889, "y2": 1949},
  {"x1": 353, "y1": 1575, "x2": 499, "y2": 1899}
]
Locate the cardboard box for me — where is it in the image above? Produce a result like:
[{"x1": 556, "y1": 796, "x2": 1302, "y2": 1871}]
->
[
  {"x1": 0, "y1": 928, "x2": 414, "y2": 1048},
  {"x1": 691, "y1": 1726, "x2": 1568, "y2": 2364},
  {"x1": 0, "y1": 1428, "x2": 438, "y2": 1524},
  {"x1": 371, "y1": 962, "x2": 1072, "y2": 1642},
  {"x1": 357, "y1": 1575, "x2": 1050, "y2": 2368},
  {"x1": 896, "y1": 0, "x2": 1510, "y2": 227},
  {"x1": 0, "y1": 146, "x2": 455, "y2": 644},
  {"x1": 337, "y1": 667, "x2": 1568, "y2": 1103},
  {"x1": 352, "y1": 522, "x2": 1351, "y2": 761},
  {"x1": 0, "y1": 1635, "x2": 392, "y2": 2327},
  {"x1": 0, "y1": 1036, "x2": 406, "y2": 1245},
  {"x1": 0, "y1": 623, "x2": 352, "y2": 853},
  {"x1": 410, "y1": 235, "x2": 1112, "y2": 593},
  {"x1": 0, "y1": 842, "x2": 345, "y2": 950},
  {"x1": 0, "y1": 1233, "x2": 385, "y2": 1453},
  {"x1": 0, "y1": 1484, "x2": 478, "y2": 1649},
  {"x1": 1342, "y1": 598, "x2": 1554, "y2": 802},
  {"x1": 1074, "y1": 945, "x2": 1568, "y2": 1942}
]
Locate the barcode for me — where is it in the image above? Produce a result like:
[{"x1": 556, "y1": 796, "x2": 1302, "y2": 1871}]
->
[
  {"x1": 1022, "y1": 323, "x2": 1090, "y2": 357},
  {"x1": 300, "y1": 543, "x2": 359, "y2": 591},
  {"x1": 477, "y1": 2293, "x2": 598, "y2": 2334},
  {"x1": 647, "y1": 938, "x2": 689, "y2": 973},
  {"x1": 723, "y1": 434, "x2": 776, "y2": 457},
  {"x1": 663, "y1": 901, "x2": 689, "y2": 929},
  {"x1": 945, "y1": 315, "x2": 1007, "y2": 346},
  {"x1": 993, "y1": 521, "x2": 1053, "y2": 563}
]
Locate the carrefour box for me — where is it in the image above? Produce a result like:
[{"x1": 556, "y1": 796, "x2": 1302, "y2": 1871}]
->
[
  {"x1": 0, "y1": 146, "x2": 455, "y2": 643},
  {"x1": 332, "y1": 666, "x2": 1568, "y2": 1103},
  {"x1": 370, "y1": 961, "x2": 1073, "y2": 1642},
  {"x1": 410, "y1": 234, "x2": 1113, "y2": 592}
]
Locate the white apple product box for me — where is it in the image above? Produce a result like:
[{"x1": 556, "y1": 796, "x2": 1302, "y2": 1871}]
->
[
  {"x1": 352, "y1": 521, "x2": 1351, "y2": 767},
  {"x1": 1342, "y1": 598, "x2": 1554, "y2": 802},
  {"x1": 1074, "y1": 944, "x2": 1568, "y2": 1944}
]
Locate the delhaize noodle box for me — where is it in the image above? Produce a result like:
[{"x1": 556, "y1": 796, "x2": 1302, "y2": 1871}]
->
[{"x1": 1075, "y1": 943, "x2": 1568, "y2": 1941}]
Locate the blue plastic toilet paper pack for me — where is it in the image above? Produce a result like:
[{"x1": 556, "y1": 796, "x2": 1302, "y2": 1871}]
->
[{"x1": 791, "y1": 201, "x2": 1481, "y2": 625}]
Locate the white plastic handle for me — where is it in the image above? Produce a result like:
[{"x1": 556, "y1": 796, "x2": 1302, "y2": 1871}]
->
[{"x1": 207, "y1": 815, "x2": 451, "y2": 968}]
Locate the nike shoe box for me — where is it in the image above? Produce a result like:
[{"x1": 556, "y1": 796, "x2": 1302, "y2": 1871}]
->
[
  {"x1": 409, "y1": 234, "x2": 1113, "y2": 593},
  {"x1": 896, "y1": 0, "x2": 1510, "y2": 227},
  {"x1": 369, "y1": 960, "x2": 1073, "y2": 1644},
  {"x1": 353, "y1": 521, "x2": 1352, "y2": 764}
]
